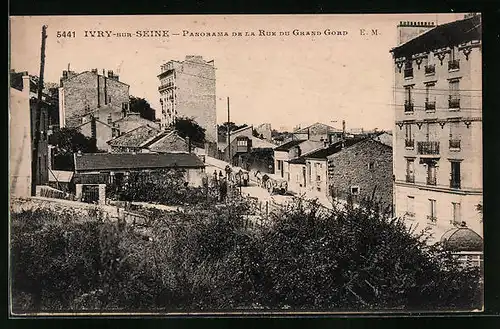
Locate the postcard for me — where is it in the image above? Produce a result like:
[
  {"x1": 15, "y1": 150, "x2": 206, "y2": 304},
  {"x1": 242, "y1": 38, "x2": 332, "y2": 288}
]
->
[{"x1": 9, "y1": 13, "x2": 483, "y2": 316}]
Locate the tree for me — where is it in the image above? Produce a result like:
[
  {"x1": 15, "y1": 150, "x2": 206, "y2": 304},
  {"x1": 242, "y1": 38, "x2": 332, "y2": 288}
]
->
[
  {"x1": 129, "y1": 96, "x2": 155, "y2": 121},
  {"x1": 173, "y1": 117, "x2": 206, "y2": 146},
  {"x1": 218, "y1": 122, "x2": 248, "y2": 135},
  {"x1": 48, "y1": 127, "x2": 97, "y2": 170}
]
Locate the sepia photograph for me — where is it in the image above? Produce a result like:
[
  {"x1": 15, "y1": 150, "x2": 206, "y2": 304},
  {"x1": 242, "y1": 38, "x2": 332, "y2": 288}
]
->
[{"x1": 8, "y1": 13, "x2": 483, "y2": 315}]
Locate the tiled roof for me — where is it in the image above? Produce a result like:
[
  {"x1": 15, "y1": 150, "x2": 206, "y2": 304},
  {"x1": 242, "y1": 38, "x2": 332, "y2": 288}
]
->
[
  {"x1": 274, "y1": 139, "x2": 306, "y2": 152},
  {"x1": 390, "y1": 15, "x2": 481, "y2": 58},
  {"x1": 305, "y1": 137, "x2": 368, "y2": 159},
  {"x1": 441, "y1": 227, "x2": 483, "y2": 252},
  {"x1": 250, "y1": 136, "x2": 276, "y2": 149},
  {"x1": 74, "y1": 152, "x2": 205, "y2": 172},
  {"x1": 107, "y1": 124, "x2": 161, "y2": 147},
  {"x1": 294, "y1": 122, "x2": 342, "y2": 134}
]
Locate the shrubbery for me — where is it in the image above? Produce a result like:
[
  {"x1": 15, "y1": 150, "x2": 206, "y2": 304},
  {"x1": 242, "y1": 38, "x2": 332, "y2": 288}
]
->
[{"x1": 10, "y1": 197, "x2": 482, "y2": 313}]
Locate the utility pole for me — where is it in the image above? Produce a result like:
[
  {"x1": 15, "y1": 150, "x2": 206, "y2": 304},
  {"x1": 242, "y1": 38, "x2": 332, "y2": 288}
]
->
[
  {"x1": 227, "y1": 97, "x2": 231, "y2": 163},
  {"x1": 31, "y1": 25, "x2": 47, "y2": 196}
]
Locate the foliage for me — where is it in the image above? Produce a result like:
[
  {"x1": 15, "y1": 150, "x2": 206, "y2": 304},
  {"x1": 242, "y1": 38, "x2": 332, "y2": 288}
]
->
[
  {"x1": 108, "y1": 169, "x2": 216, "y2": 206},
  {"x1": 10, "y1": 197, "x2": 482, "y2": 313},
  {"x1": 129, "y1": 96, "x2": 156, "y2": 121},
  {"x1": 48, "y1": 127, "x2": 97, "y2": 171},
  {"x1": 173, "y1": 117, "x2": 206, "y2": 146}
]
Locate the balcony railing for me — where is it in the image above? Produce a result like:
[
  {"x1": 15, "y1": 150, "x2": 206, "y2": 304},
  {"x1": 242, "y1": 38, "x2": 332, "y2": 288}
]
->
[
  {"x1": 449, "y1": 139, "x2": 461, "y2": 150},
  {"x1": 417, "y1": 141, "x2": 440, "y2": 155},
  {"x1": 158, "y1": 82, "x2": 174, "y2": 91},
  {"x1": 424, "y1": 101, "x2": 436, "y2": 112},
  {"x1": 449, "y1": 97, "x2": 460, "y2": 109},
  {"x1": 448, "y1": 59, "x2": 460, "y2": 71},
  {"x1": 405, "y1": 174, "x2": 415, "y2": 183},
  {"x1": 427, "y1": 175, "x2": 437, "y2": 185},
  {"x1": 404, "y1": 100, "x2": 414, "y2": 112},
  {"x1": 450, "y1": 179, "x2": 461, "y2": 189},
  {"x1": 424, "y1": 64, "x2": 436, "y2": 75},
  {"x1": 405, "y1": 139, "x2": 414, "y2": 148},
  {"x1": 404, "y1": 68, "x2": 414, "y2": 78}
]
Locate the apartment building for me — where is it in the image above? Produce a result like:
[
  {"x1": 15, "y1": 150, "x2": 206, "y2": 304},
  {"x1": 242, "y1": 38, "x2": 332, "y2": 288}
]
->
[
  {"x1": 157, "y1": 56, "x2": 217, "y2": 144},
  {"x1": 390, "y1": 15, "x2": 482, "y2": 242}
]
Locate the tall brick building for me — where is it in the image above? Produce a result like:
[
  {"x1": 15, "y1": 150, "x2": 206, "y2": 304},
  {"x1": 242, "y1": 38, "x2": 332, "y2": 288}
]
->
[
  {"x1": 390, "y1": 15, "x2": 482, "y2": 243},
  {"x1": 58, "y1": 69, "x2": 130, "y2": 128},
  {"x1": 157, "y1": 56, "x2": 217, "y2": 145}
]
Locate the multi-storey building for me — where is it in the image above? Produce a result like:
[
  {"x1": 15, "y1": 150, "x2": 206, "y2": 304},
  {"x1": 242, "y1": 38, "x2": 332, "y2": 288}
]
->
[
  {"x1": 157, "y1": 56, "x2": 217, "y2": 145},
  {"x1": 390, "y1": 15, "x2": 482, "y2": 242},
  {"x1": 59, "y1": 69, "x2": 130, "y2": 128}
]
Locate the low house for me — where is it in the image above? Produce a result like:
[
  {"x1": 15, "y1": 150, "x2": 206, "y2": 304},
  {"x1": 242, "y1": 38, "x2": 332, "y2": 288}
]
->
[
  {"x1": 292, "y1": 122, "x2": 344, "y2": 143},
  {"x1": 73, "y1": 152, "x2": 206, "y2": 204},
  {"x1": 106, "y1": 124, "x2": 162, "y2": 153},
  {"x1": 107, "y1": 125, "x2": 189, "y2": 154},
  {"x1": 112, "y1": 112, "x2": 160, "y2": 133},
  {"x1": 274, "y1": 139, "x2": 324, "y2": 180},
  {"x1": 218, "y1": 125, "x2": 253, "y2": 157},
  {"x1": 327, "y1": 138, "x2": 393, "y2": 209}
]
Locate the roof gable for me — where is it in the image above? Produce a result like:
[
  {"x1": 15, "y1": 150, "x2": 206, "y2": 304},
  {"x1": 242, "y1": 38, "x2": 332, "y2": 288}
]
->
[
  {"x1": 294, "y1": 122, "x2": 342, "y2": 134},
  {"x1": 147, "y1": 130, "x2": 188, "y2": 152},
  {"x1": 274, "y1": 139, "x2": 306, "y2": 152},
  {"x1": 107, "y1": 124, "x2": 161, "y2": 147}
]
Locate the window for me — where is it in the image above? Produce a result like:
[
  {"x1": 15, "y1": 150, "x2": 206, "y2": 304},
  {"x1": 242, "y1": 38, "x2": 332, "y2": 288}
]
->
[
  {"x1": 316, "y1": 175, "x2": 321, "y2": 182},
  {"x1": 404, "y1": 60, "x2": 413, "y2": 78},
  {"x1": 237, "y1": 139, "x2": 247, "y2": 147},
  {"x1": 449, "y1": 122, "x2": 461, "y2": 150},
  {"x1": 406, "y1": 159, "x2": 415, "y2": 183},
  {"x1": 428, "y1": 199, "x2": 437, "y2": 223},
  {"x1": 277, "y1": 160, "x2": 281, "y2": 171},
  {"x1": 427, "y1": 163, "x2": 437, "y2": 185},
  {"x1": 425, "y1": 83, "x2": 436, "y2": 111},
  {"x1": 404, "y1": 86, "x2": 414, "y2": 112},
  {"x1": 405, "y1": 124, "x2": 414, "y2": 148},
  {"x1": 452, "y1": 202, "x2": 461, "y2": 224},
  {"x1": 122, "y1": 102, "x2": 129, "y2": 111},
  {"x1": 449, "y1": 79, "x2": 460, "y2": 109},
  {"x1": 406, "y1": 196, "x2": 415, "y2": 217},
  {"x1": 368, "y1": 162, "x2": 375, "y2": 170},
  {"x1": 350, "y1": 186, "x2": 360, "y2": 195},
  {"x1": 107, "y1": 114, "x2": 112, "y2": 124},
  {"x1": 448, "y1": 47, "x2": 460, "y2": 71},
  {"x1": 450, "y1": 161, "x2": 461, "y2": 189}
]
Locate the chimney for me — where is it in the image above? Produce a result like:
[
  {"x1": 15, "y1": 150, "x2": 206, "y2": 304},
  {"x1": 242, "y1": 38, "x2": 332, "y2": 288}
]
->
[
  {"x1": 186, "y1": 136, "x2": 191, "y2": 153},
  {"x1": 21, "y1": 74, "x2": 30, "y2": 97},
  {"x1": 91, "y1": 69, "x2": 97, "y2": 73},
  {"x1": 397, "y1": 21, "x2": 435, "y2": 46}
]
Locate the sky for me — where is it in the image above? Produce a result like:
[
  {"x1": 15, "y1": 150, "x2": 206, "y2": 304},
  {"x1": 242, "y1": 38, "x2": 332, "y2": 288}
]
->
[{"x1": 10, "y1": 14, "x2": 463, "y2": 132}]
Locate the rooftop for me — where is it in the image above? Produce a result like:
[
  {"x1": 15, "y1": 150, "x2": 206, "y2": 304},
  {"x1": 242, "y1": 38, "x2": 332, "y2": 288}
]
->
[
  {"x1": 440, "y1": 227, "x2": 483, "y2": 252},
  {"x1": 74, "y1": 152, "x2": 205, "y2": 172},
  {"x1": 274, "y1": 139, "x2": 307, "y2": 152},
  {"x1": 107, "y1": 124, "x2": 161, "y2": 147},
  {"x1": 390, "y1": 14, "x2": 481, "y2": 58}
]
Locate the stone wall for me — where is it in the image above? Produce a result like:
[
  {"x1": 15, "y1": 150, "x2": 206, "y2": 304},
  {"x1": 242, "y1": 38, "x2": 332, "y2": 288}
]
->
[
  {"x1": 61, "y1": 71, "x2": 129, "y2": 128},
  {"x1": 328, "y1": 139, "x2": 393, "y2": 207}
]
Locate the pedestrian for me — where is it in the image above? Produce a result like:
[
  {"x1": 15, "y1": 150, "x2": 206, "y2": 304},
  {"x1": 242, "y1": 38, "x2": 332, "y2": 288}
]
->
[{"x1": 220, "y1": 177, "x2": 228, "y2": 202}]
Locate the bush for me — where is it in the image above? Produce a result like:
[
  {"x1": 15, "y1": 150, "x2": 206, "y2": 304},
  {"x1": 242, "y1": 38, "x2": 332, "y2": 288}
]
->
[{"x1": 10, "y1": 197, "x2": 482, "y2": 313}]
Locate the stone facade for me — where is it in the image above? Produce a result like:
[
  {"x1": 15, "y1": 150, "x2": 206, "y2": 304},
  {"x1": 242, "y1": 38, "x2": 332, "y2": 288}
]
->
[
  {"x1": 148, "y1": 132, "x2": 189, "y2": 153},
  {"x1": 391, "y1": 15, "x2": 483, "y2": 241},
  {"x1": 158, "y1": 56, "x2": 217, "y2": 143},
  {"x1": 327, "y1": 139, "x2": 393, "y2": 208},
  {"x1": 59, "y1": 70, "x2": 130, "y2": 128}
]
